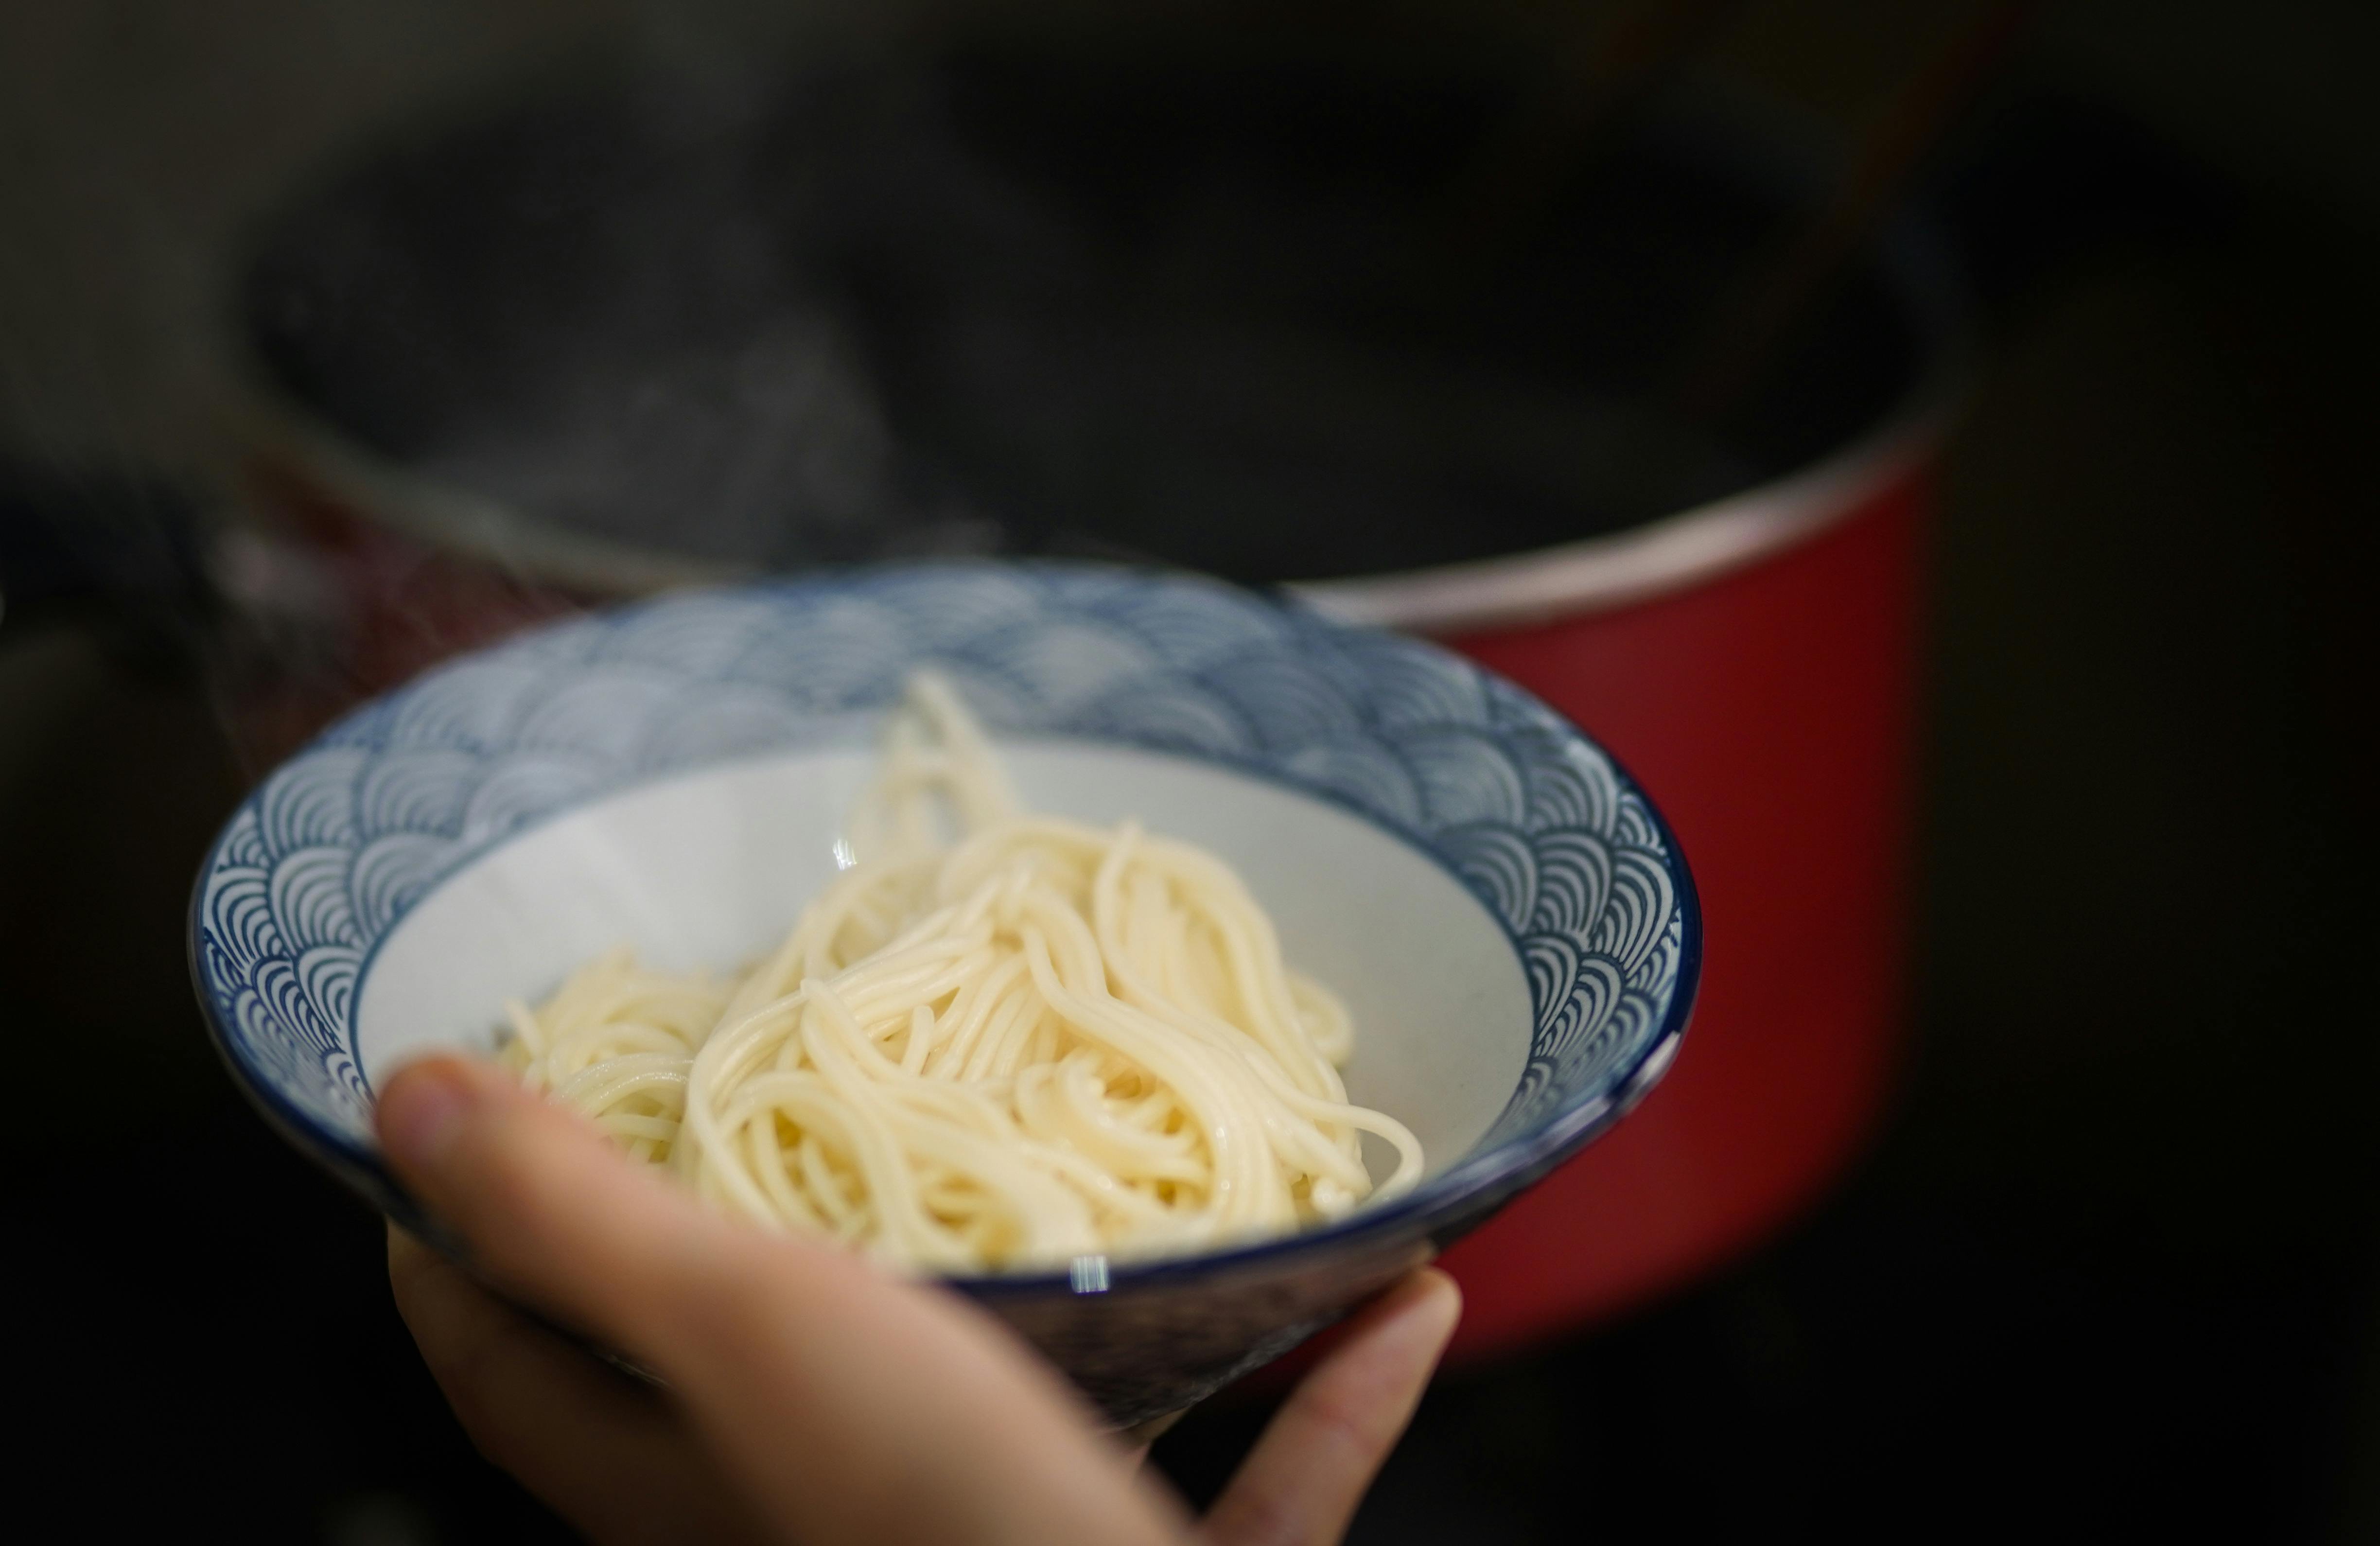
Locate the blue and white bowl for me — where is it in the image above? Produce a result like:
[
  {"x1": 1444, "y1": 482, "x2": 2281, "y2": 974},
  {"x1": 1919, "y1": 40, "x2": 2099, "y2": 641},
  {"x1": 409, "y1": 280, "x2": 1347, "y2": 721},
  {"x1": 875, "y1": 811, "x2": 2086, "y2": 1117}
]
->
[{"x1": 191, "y1": 563, "x2": 1700, "y2": 1425}]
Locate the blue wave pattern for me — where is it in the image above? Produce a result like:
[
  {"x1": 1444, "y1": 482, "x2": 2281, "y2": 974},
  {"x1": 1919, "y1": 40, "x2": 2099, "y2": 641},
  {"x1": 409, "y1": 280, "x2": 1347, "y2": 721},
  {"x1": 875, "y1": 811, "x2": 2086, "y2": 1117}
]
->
[{"x1": 195, "y1": 567, "x2": 1685, "y2": 1152}]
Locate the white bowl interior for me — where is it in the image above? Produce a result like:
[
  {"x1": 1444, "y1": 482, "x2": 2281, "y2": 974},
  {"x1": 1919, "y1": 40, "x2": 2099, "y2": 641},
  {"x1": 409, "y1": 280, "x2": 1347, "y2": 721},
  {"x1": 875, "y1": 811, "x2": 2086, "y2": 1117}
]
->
[{"x1": 357, "y1": 739, "x2": 1534, "y2": 1179}]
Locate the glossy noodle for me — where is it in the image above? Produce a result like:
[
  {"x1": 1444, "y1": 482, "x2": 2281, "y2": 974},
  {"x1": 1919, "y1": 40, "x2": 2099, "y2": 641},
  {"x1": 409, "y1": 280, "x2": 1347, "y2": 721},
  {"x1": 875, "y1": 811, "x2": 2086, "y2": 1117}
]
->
[{"x1": 498, "y1": 673, "x2": 1423, "y2": 1272}]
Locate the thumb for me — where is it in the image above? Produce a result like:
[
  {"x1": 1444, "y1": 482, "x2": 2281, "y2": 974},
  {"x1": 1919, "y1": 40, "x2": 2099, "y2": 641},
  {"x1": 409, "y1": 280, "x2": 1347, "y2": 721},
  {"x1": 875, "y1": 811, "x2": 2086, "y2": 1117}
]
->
[
  {"x1": 374, "y1": 1053, "x2": 753, "y2": 1355},
  {"x1": 374, "y1": 1054, "x2": 1184, "y2": 1546}
]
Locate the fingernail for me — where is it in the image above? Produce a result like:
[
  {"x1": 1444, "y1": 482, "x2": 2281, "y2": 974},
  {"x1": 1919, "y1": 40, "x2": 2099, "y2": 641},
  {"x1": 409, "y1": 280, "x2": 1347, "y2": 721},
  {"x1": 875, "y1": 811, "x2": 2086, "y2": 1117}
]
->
[{"x1": 378, "y1": 1059, "x2": 474, "y2": 1172}]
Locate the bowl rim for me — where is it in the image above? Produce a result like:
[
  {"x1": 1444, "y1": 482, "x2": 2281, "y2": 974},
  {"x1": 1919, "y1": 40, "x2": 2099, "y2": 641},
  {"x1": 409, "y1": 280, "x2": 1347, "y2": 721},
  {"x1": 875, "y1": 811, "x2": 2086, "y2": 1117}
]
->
[{"x1": 187, "y1": 561, "x2": 1703, "y2": 1294}]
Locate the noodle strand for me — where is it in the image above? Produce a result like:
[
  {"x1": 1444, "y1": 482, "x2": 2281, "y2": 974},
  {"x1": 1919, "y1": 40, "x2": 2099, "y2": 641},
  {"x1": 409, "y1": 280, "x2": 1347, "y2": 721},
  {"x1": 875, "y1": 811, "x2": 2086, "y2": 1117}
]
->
[{"x1": 500, "y1": 672, "x2": 1423, "y2": 1272}]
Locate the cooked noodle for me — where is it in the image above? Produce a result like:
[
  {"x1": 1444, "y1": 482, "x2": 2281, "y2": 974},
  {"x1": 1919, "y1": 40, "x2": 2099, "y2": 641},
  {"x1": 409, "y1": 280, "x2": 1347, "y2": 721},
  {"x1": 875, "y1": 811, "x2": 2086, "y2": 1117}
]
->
[{"x1": 499, "y1": 672, "x2": 1423, "y2": 1272}]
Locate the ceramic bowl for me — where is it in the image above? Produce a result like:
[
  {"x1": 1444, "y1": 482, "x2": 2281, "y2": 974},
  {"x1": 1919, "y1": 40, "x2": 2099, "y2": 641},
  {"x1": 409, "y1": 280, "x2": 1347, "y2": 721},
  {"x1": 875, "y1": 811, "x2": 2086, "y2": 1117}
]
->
[{"x1": 191, "y1": 563, "x2": 1700, "y2": 1424}]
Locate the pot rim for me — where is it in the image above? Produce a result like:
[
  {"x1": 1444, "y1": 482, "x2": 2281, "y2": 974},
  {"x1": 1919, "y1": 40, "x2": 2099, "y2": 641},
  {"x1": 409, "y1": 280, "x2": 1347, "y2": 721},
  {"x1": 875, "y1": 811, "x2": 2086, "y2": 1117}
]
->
[
  {"x1": 234, "y1": 354, "x2": 1959, "y2": 629},
  {"x1": 1291, "y1": 372, "x2": 1958, "y2": 635}
]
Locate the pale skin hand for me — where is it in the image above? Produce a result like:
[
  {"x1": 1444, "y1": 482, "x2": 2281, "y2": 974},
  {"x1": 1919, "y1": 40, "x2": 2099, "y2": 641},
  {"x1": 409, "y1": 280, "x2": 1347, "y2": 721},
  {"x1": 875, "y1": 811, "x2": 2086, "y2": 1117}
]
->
[{"x1": 375, "y1": 1055, "x2": 1461, "y2": 1546}]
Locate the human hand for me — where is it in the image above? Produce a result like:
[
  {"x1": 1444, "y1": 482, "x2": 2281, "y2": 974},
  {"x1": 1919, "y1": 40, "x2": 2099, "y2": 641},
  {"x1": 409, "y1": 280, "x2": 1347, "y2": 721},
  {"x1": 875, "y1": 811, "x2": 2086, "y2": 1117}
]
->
[{"x1": 376, "y1": 1054, "x2": 1460, "y2": 1546}]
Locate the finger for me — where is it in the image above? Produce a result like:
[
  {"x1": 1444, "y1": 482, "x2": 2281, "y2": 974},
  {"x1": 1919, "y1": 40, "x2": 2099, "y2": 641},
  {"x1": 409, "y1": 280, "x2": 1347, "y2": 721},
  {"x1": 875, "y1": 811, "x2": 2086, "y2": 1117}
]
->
[
  {"x1": 377, "y1": 1055, "x2": 1184, "y2": 1546},
  {"x1": 377, "y1": 1056, "x2": 744, "y2": 1344},
  {"x1": 1120, "y1": 1408, "x2": 1190, "y2": 1470},
  {"x1": 1203, "y1": 1269, "x2": 1461, "y2": 1546},
  {"x1": 387, "y1": 1227, "x2": 766, "y2": 1546}
]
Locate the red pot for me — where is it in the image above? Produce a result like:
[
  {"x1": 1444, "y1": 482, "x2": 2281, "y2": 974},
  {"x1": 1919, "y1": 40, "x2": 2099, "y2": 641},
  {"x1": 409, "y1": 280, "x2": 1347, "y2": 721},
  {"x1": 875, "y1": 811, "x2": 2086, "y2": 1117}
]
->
[
  {"x1": 224, "y1": 53, "x2": 1959, "y2": 1363},
  {"x1": 232, "y1": 389, "x2": 1941, "y2": 1370}
]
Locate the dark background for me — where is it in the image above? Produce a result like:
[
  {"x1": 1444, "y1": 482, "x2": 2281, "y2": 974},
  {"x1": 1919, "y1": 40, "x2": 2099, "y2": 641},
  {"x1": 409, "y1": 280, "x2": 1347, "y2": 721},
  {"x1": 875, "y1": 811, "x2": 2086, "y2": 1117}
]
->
[{"x1": 3, "y1": 2, "x2": 2372, "y2": 1541}]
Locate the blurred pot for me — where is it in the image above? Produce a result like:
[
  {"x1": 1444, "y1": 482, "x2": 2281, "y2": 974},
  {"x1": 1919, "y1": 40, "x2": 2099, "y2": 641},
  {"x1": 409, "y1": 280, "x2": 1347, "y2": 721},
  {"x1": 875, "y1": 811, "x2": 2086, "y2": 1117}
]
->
[{"x1": 229, "y1": 40, "x2": 1959, "y2": 1360}]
